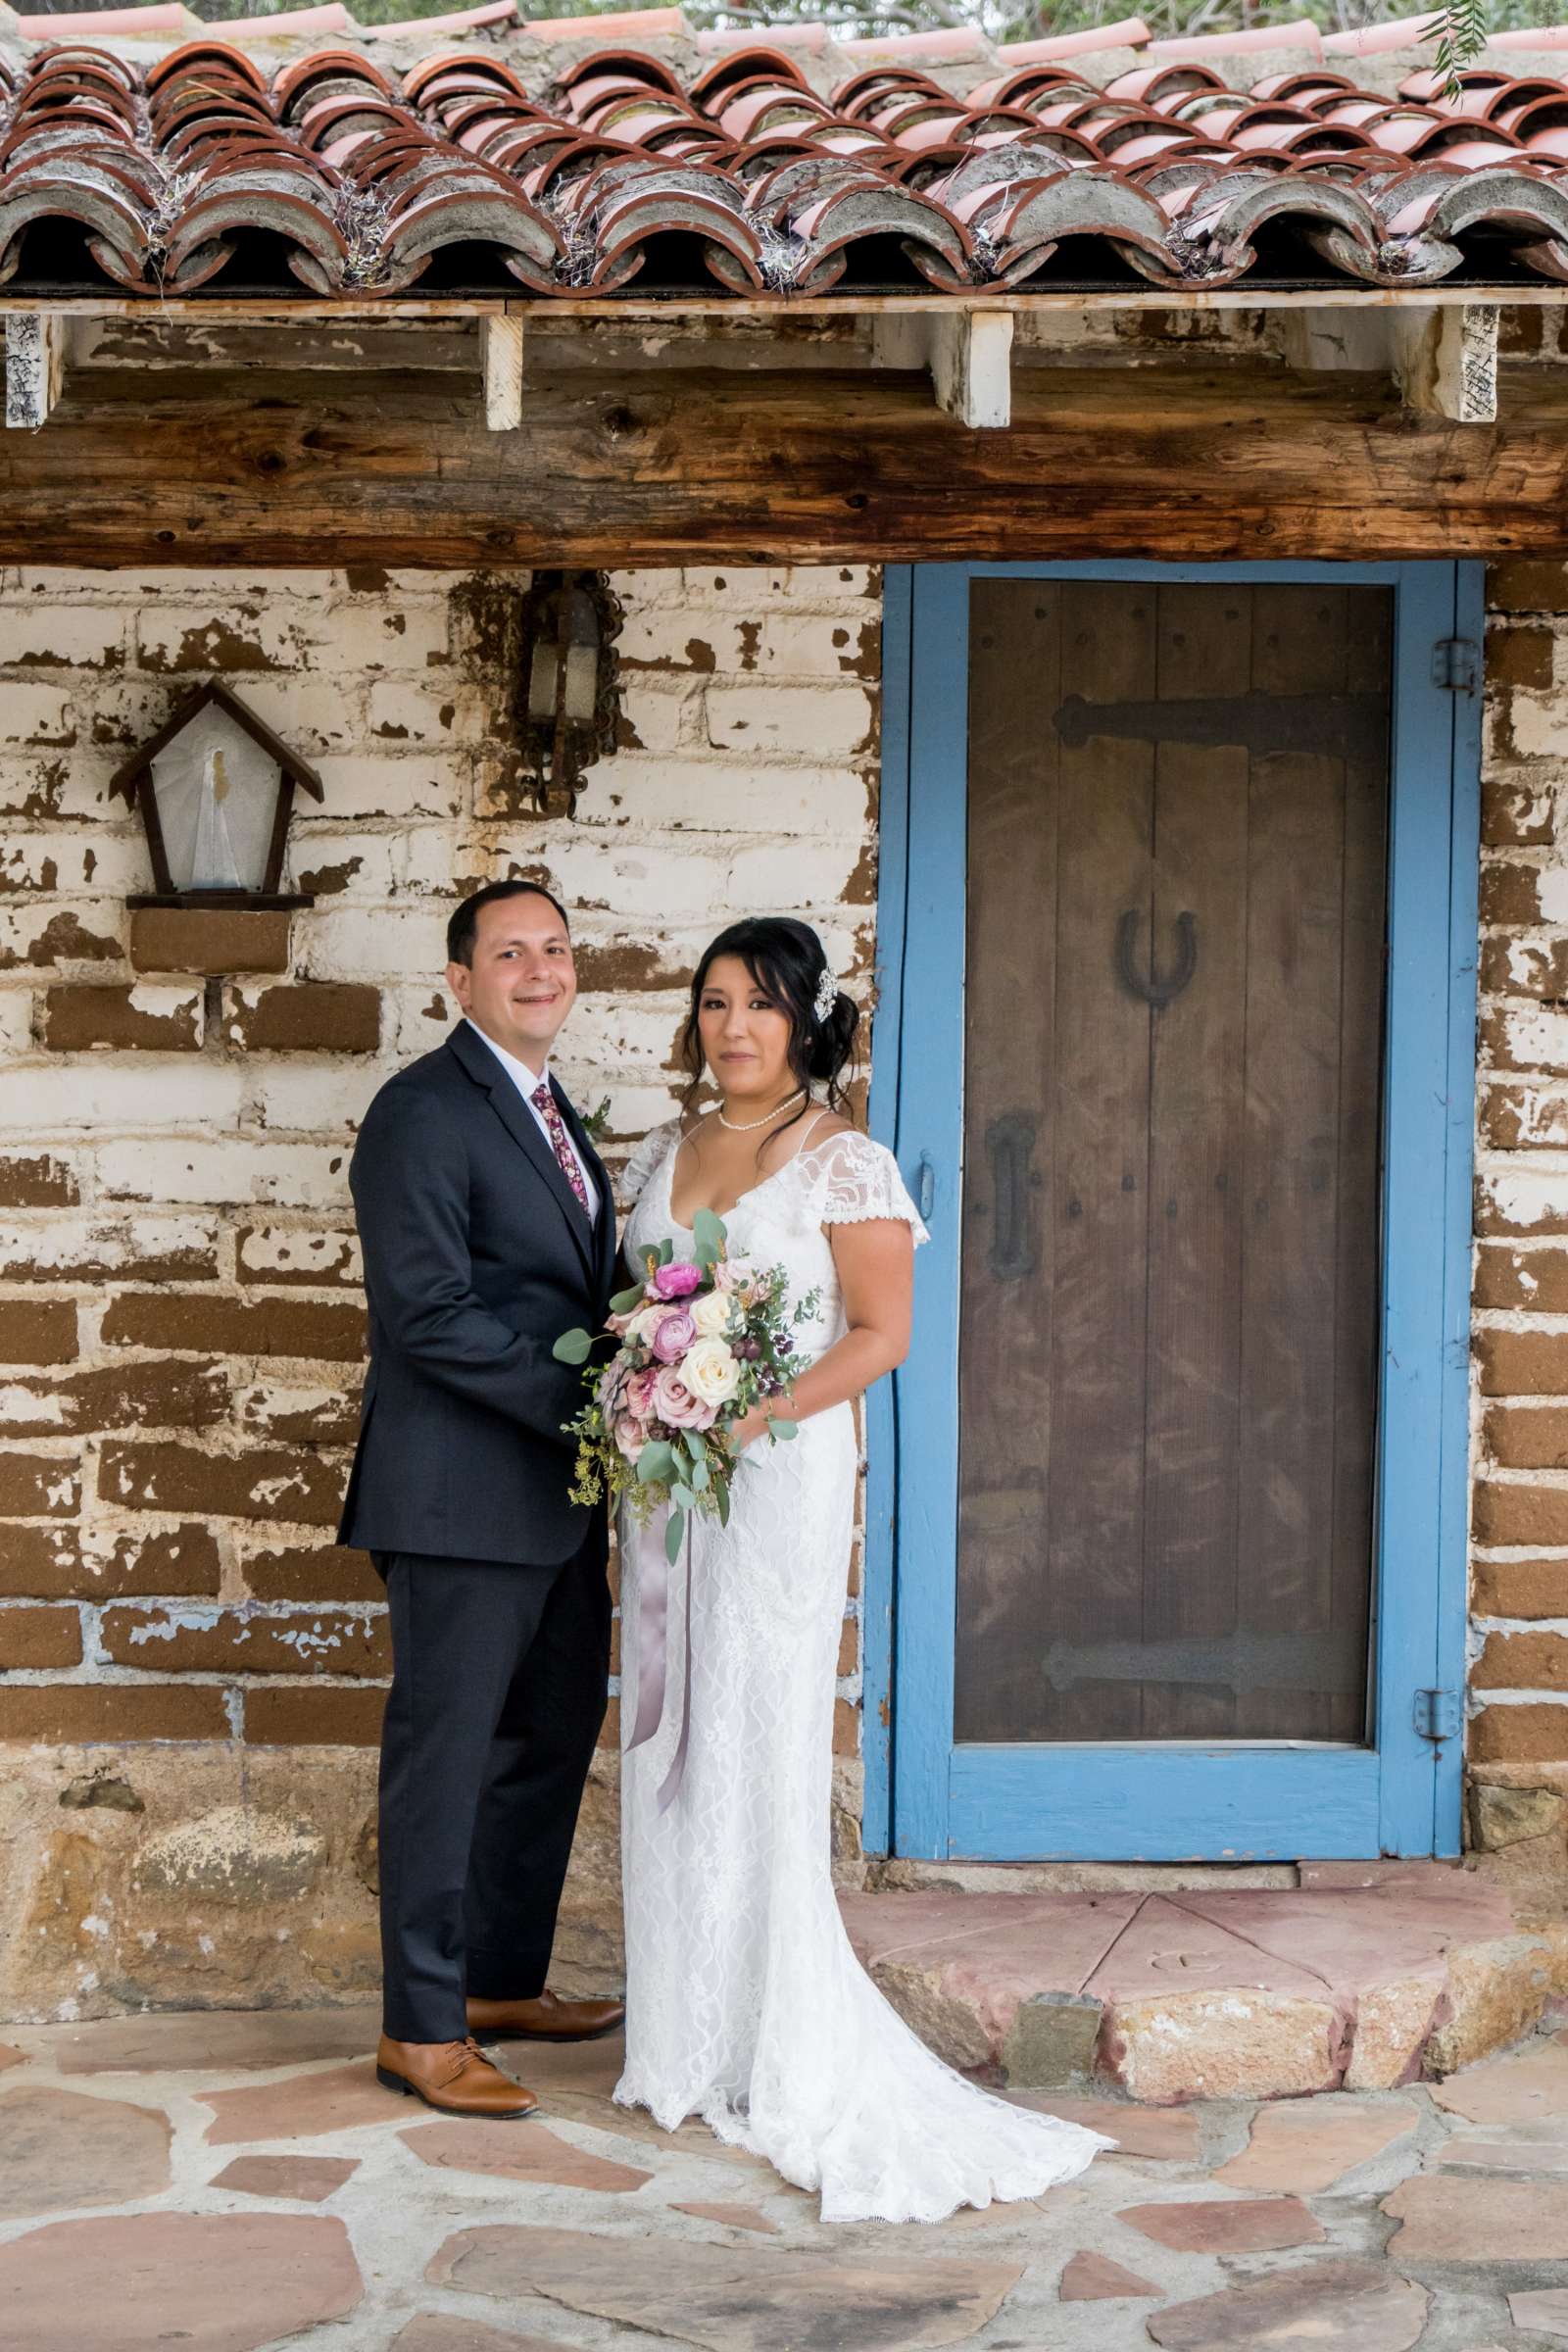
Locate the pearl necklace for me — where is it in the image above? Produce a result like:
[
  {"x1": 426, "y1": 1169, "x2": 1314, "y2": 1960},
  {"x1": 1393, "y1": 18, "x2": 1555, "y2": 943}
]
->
[{"x1": 715, "y1": 1087, "x2": 806, "y2": 1134}]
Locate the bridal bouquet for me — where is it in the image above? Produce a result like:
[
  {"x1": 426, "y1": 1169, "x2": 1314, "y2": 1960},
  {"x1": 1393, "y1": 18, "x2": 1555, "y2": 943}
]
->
[{"x1": 554, "y1": 1207, "x2": 818, "y2": 1564}]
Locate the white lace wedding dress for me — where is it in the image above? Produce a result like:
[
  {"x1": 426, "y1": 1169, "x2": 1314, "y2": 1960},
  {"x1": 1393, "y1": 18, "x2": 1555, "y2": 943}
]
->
[{"x1": 612, "y1": 1113, "x2": 1111, "y2": 2225}]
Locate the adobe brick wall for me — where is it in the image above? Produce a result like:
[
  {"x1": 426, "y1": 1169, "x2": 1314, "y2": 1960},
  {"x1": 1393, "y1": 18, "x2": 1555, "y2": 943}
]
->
[
  {"x1": 1469, "y1": 556, "x2": 1568, "y2": 1865},
  {"x1": 0, "y1": 561, "x2": 879, "y2": 2020}
]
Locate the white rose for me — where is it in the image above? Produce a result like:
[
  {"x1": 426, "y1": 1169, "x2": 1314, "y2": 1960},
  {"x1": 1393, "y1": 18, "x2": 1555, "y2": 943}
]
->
[
  {"x1": 680, "y1": 1335, "x2": 741, "y2": 1407},
  {"x1": 624, "y1": 1303, "x2": 665, "y2": 1348},
  {"x1": 691, "y1": 1289, "x2": 733, "y2": 1339}
]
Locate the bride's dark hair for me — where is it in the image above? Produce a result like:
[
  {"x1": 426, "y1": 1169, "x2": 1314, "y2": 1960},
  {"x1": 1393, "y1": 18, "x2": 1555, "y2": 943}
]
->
[{"x1": 680, "y1": 917, "x2": 859, "y2": 1136}]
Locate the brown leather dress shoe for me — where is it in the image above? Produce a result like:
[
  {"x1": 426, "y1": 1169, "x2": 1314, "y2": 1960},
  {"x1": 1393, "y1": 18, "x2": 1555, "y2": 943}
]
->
[
  {"x1": 466, "y1": 1988, "x2": 626, "y2": 2044},
  {"x1": 375, "y1": 2033, "x2": 538, "y2": 2118}
]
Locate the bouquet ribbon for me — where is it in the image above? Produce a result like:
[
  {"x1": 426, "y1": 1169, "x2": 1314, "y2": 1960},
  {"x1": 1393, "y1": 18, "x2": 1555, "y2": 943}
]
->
[{"x1": 624, "y1": 1504, "x2": 693, "y2": 1815}]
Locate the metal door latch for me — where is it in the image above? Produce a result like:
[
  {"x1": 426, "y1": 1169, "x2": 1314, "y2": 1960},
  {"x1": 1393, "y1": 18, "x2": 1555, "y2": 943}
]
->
[
  {"x1": 1413, "y1": 1688, "x2": 1462, "y2": 1743},
  {"x1": 1432, "y1": 640, "x2": 1479, "y2": 693}
]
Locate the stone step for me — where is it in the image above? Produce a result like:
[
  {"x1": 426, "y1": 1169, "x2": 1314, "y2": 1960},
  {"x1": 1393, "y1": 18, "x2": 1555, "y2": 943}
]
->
[{"x1": 840, "y1": 1865, "x2": 1568, "y2": 2104}]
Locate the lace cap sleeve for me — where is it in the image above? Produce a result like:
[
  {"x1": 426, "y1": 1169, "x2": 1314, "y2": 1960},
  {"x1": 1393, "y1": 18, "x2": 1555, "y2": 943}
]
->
[
  {"x1": 618, "y1": 1118, "x2": 680, "y2": 1212},
  {"x1": 808, "y1": 1128, "x2": 929, "y2": 1245}
]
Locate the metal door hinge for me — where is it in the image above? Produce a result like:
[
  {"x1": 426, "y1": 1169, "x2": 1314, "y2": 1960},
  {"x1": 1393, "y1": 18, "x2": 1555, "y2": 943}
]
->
[
  {"x1": 1432, "y1": 639, "x2": 1479, "y2": 693},
  {"x1": 1413, "y1": 1688, "x2": 1462, "y2": 1743}
]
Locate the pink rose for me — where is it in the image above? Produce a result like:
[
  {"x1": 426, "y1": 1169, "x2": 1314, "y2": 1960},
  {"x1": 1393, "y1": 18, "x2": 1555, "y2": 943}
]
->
[
  {"x1": 652, "y1": 1363, "x2": 717, "y2": 1431},
  {"x1": 612, "y1": 1415, "x2": 647, "y2": 1459},
  {"x1": 624, "y1": 1367, "x2": 659, "y2": 1419},
  {"x1": 712, "y1": 1258, "x2": 753, "y2": 1293},
  {"x1": 651, "y1": 1308, "x2": 697, "y2": 1364},
  {"x1": 654, "y1": 1261, "x2": 703, "y2": 1299}
]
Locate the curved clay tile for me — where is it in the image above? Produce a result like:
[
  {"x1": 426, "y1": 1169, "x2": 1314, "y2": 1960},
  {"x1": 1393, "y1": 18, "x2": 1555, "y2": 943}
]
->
[
  {"x1": 145, "y1": 43, "x2": 271, "y2": 97},
  {"x1": 689, "y1": 47, "x2": 813, "y2": 106},
  {"x1": 273, "y1": 52, "x2": 400, "y2": 116},
  {"x1": 1105, "y1": 62, "x2": 1226, "y2": 106},
  {"x1": 554, "y1": 47, "x2": 686, "y2": 98},
  {"x1": 997, "y1": 19, "x2": 1152, "y2": 60},
  {"x1": 400, "y1": 52, "x2": 532, "y2": 104}
]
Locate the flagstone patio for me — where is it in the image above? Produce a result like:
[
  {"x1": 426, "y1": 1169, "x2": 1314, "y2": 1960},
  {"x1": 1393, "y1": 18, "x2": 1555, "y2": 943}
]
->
[{"x1": 4, "y1": 1984, "x2": 1568, "y2": 2351}]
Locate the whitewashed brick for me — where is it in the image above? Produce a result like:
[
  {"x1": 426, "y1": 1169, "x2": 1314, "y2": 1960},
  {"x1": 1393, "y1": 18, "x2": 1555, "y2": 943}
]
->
[
  {"x1": 247, "y1": 1062, "x2": 384, "y2": 1136},
  {"x1": 567, "y1": 994, "x2": 686, "y2": 1071},
  {"x1": 98, "y1": 1138, "x2": 351, "y2": 1208},
  {"x1": 222, "y1": 675, "x2": 365, "y2": 753},
  {"x1": 298, "y1": 905, "x2": 449, "y2": 980},
  {"x1": 1492, "y1": 1006, "x2": 1568, "y2": 1069},
  {"x1": 0, "y1": 899, "x2": 124, "y2": 971},
  {"x1": 0, "y1": 830, "x2": 145, "y2": 897},
  {"x1": 729, "y1": 835, "x2": 871, "y2": 908},
  {"x1": 309, "y1": 753, "x2": 466, "y2": 822},
  {"x1": 578, "y1": 758, "x2": 870, "y2": 838},
  {"x1": 618, "y1": 608, "x2": 752, "y2": 673},
  {"x1": 366, "y1": 679, "x2": 466, "y2": 744},
  {"x1": 0, "y1": 686, "x2": 75, "y2": 747},
  {"x1": 282, "y1": 829, "x2": 399, "y2": 900},
  {"x1": 238, "y1": 1225, "x2": 362, "y2": 1285},
  {"x1": 758, "y1": 612, "x2": 878, "y2": 678},
  {"x1": 545, "y1": 835, "x2": 736, "y2": 921},
  {"x1": 365, "y1": 599, "x2": 451, "y2": 671},
  {"x1": 0, "y1": 989, "x2": 34, "y2": 1054},
  {"x1": 704, "y1": 682, "x2": 873, "y2": 759},
  {"x1": 0, "y1": 607, "x2": 129, "y2": 671},
  {"x1": 1511, "y1": 693, "x2": 1568, "y2": 760},
  {"x1": 0, "y1": 1059, "x2": 244, "y2": 1133},
  {"x1": 0, "y1": 1214, "x2": 217, "y2": 1275},
  {"x1": 619, "y1": 683, "x2": 695, "y2": 756}
]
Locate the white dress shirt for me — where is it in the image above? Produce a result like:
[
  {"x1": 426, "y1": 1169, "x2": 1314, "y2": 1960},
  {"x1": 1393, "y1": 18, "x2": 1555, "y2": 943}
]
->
[{"x1": 465, "y1": 1018, "x2": 599, "y2": 1222}]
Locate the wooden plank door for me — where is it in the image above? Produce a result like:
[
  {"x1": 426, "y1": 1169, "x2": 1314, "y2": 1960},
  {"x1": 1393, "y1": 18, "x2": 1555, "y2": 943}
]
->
[
  {"x1": 876, "y1": 561, "x2": 1480, "y2": 1864},
  {"x1": 955, "y1": 580, "x2": 1389, "y2": 1749}
]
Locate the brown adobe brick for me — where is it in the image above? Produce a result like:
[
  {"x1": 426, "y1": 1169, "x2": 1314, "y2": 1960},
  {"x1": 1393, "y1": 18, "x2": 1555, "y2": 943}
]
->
[
  {"x1": 1481, "y1": 862, "x2": 1546, "y2": 927},
  {"x1": 243, "y1": 1686, "x2": 386, "y2": 1745},
  {"x1": 101, "y1": 1294, "x2": 366, "y2": 1362},
  {"x1": 0, "y1": 1300, "x2": 77, "y2": 1364},
  {"x1": 1486, "y1": 1403, "x2": 1568, "y2": 1471},
  {"x1": 238, "y1": 1386, "x2": 361, "y2": 1446},
  {"x1": 833, "y1": 1697, "x2": 859, "y2": 1756},
  {"x1": 0, "y1": 1154, "x2": 77, "y2": 1208},
  {"x1": 98, "y1": 1441, "x2": 344, "y2": 1527},
  {"x1": 1476, "y1": 1176, "x2": 1568, "y2": 1238},
  {"x1": 100, "y1": 1605, "x2": 389, "y2": 1677},
  {"x1": 1480, "y1": 938, "x2": 1568, "y2": 1001},
  {"x1": 1475, "y1": 1330, "x2": 1568, "y2": 1396},
  {"x1": 38, "y1": 985, "x2": 201, "y2": 1053},
  {"x1": 0, "y1": 1684, "x2": 229, "y2": 1742},
  {"x1": 0, "y1": 1453, "x2": 79, "y2": 1517},
  {"x1": 1486, "y1": 1086, "x2": 1568, "y2": 1152},
  {"x1": 1479, "y1": 1005, "x2": 1568, "y2": 1075},
  {"x1": 0, "y1": 1227, "x2": 220, "y2": 1285},
  {"x1": 0, "y1": 1524, "x2": 89, "y2": 1598},
  {"x1": 1473, "y1": 1558, "x2": 1568, "y2": 1619},
  {"x1": 241, "y1": 1543, "x2": 380, "y2": 1603},
  {"x1": 129, "y1": 906, "x2": 292, "y2": 978},
  {"x1": 222, "y1": 984, "x2": 380, "y2": 1054},
  {"x1": 235, "y1": 1226, "x2": 360, "y2": 1289},
  {"x1": 1469, "y1": 1702, "x2": 1568, "y2": 1762},
  {"x1": 0, "y1": 1604, "x2": 81, "y2": 1668},
  {"x1": 837, "y1": 1615, "x2": 858, "y2": 1677},
  {"x1": 1486, "y1": 626, "x2": 1555, "y2": 692},
  {"x1": 1482, "y1": 779, "x2": 1555, "y2": 850},
  {"x1": 1474, "y1": 1630, "x2": 1568, "y2": 1690},
  {"x1": 1490, "y1": 560, "x2": 1568, "y2": 613},
  {"x1": 0, "y1": 1360, "x2": 228, "y2": 1437},
  {"x1": 1473, "y1": 1482, "x2": 1568, "y2": 1547}
]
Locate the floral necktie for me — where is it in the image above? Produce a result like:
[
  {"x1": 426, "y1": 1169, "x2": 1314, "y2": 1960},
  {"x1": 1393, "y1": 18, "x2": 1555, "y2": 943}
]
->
[{"x1": 530, "y1": 1080, "x2": 591, "y2": 1219}]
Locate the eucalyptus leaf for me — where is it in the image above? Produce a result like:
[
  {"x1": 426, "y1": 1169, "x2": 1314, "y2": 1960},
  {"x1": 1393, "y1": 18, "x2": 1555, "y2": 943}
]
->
[
  {"x1": 610, "y1": 1282, "x2": 647, "y2": 1316},
  {"x1": 637, "y1": 1441, "x2": 676, "y2": 1485},
  {"x1": 657, "y1": 1238, "x2": 674, "y2": 1267},
  {"x1": 692, "y1": 1206, "x2": 726, "y2": 1270},
  {"x1": 671, "y1": 1481, "x2": 695, "y2": 1511},
  {"x1": 683, "y1": 1429, "x2": 707, "y2": 1464},
  {"x1": 714, "y1": 1477, "x2": 730, "y2": 1529},
  {"x1": 769, "y1": 1420, "x2": 799, "y2": 1442},
  {"x1": 664, "y1": 1507, "x2": 686, "y2": 1566},
  {"x1": 552, "y1": 1329, "x2": 592, "y2": 1364},
  {"x1": 690, "y1": 1456, "x2": 710, "y2": 1494}
]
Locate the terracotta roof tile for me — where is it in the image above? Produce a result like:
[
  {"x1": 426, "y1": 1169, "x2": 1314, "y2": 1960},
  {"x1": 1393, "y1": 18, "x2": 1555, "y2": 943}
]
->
[{"x1": 6, "y1": 8, "x2": 1568, "y2": 297}]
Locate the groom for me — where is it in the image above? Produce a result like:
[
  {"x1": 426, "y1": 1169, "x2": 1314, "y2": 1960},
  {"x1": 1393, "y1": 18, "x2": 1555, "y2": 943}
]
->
[{"x1": 341, "y1": 878, "x2": 622, "y2": 2117}]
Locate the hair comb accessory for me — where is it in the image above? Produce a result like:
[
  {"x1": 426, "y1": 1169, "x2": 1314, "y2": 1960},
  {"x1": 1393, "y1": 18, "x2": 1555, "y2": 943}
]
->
[{"x1": 813, "y1": 964, "x2": 838, "y2": 1024}]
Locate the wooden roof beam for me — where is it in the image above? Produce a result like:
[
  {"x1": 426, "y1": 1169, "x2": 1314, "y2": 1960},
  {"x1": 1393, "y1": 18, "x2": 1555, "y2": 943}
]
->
[
  {"x1": 870, "y1": 310, "x2": 1013, "y2": 428},
  {"x1": 5, "y1": 311, "x2": 65, "y2": 430},
  {"x1": 481, "y1": 313, "x2": 524, "y2": 431},
  {"x1": 1280, "y1": 302, "x2": 1499, "y2": 423}
]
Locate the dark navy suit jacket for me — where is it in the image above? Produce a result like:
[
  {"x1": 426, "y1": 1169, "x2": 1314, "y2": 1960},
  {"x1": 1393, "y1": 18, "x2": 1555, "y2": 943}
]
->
[{"x1": 339, "y1": 1021, "x2": 616, "y2": 1567}]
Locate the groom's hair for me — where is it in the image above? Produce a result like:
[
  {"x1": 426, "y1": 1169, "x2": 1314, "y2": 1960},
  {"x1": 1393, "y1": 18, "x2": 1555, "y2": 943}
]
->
[{"x1": 447, "y1": 879, "x2": 571, "y2": 967}]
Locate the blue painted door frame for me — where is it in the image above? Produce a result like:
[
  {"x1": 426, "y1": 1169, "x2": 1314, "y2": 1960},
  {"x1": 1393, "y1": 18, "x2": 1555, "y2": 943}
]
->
[{"x1": 864, "y1": 559, "x2": 1482, "y2": 1864}]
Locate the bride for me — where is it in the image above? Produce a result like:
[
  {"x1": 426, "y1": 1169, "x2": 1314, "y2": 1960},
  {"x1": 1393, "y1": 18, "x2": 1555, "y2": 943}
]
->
[{"x1": 613, "y1": 914, "x2": 1110, "y2": 2225}]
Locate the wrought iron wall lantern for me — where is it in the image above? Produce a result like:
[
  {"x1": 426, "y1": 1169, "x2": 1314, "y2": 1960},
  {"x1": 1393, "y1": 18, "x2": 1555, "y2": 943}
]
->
[
  {"x1": 515, "y1": 569, "x2": 623, "y2": 816},
  {"x1": 109, "y1": 680, "x2": 324, "y2": 908}
]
